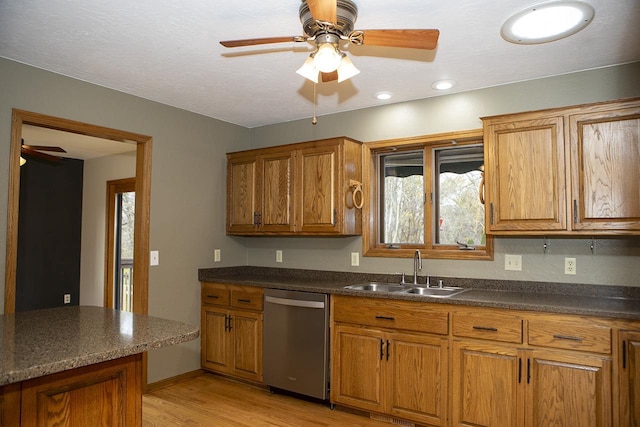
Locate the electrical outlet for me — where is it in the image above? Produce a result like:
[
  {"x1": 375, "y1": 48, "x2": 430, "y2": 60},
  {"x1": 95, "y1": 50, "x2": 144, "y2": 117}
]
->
[
  {"x1": 276, "y1": 250, "x2": 283, "y2": 263},
  {"x1": 565, "y1": 257, "x2": 577, "y2": 275},
  {"x1": 505, "y1": 254, "x2": 522, "y2": 271},
  {"x1": 64, "y1": 294, "x2": 71, "y2": 304},
  {"x1": 214, "y1": 249, "x2": 221, "y2": 262},
  {"x1": 351, "y1": 252, "x2": 359, "y2": 266}
]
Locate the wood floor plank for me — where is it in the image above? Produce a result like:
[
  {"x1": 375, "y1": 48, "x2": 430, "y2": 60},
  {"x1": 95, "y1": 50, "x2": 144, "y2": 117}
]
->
[{"x1": 142, "y1": 373, "x2": 393, "y2": 426}]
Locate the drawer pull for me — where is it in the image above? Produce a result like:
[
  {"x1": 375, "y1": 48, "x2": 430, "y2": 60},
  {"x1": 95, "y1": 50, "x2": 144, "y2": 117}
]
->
[
  {"x1": 375, "y1": 316, "x2": 395, "y2": 321},
  {"x1": 473, "y1": 326, "x2": 498, "y2": 332},
  {"x1": 237, "y1": 299, "x2": 252, "y2": 304},
  {"x1": 553, "y1": 334, "x2": 583, "y2": 342},
  {"x1": 206, "y1": 295, "x2": 219, "y2": 299}
]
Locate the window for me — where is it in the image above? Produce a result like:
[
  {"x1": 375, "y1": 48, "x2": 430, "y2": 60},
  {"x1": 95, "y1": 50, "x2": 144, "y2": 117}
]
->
[{"x1": 363, "y1": 130, "x2": 493, "y2": 259}]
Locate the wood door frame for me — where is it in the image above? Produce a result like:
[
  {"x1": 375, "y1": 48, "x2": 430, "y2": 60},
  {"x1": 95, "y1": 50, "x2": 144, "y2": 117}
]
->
[
  {"x1": 4, "y1": 109, "x2": 152, "y2": 317},
  {"x1": 105, "y1": 177, "x2": 136, "y2": 309}
]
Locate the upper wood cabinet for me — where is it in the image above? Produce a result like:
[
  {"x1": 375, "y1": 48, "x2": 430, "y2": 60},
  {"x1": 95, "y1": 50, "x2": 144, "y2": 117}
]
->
[
  {"x1": 226, "y1": 137, "x2": 363, "y2": 236},
  {"x1": 483, "y1": 97, "x2": 640, "y2": 235}
]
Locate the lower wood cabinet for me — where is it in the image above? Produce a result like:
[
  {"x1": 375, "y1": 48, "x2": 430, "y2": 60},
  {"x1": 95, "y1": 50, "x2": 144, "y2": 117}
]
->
[
  {"x1": 331, "y1": 296, "x2": 639, "y2": 427},
  {"x1": 526, "y1": 349, "x2": 611, "y2": 427},
  {"x1": 619, "y1": 330, "x2": 640, "y2": 427},
  {"x1": 200, "y1": 282, "x2": 263, "y2": 382},
  {"x1": 331, "y1": 296, "x2": 449, "y2": 426},
  {"x1": 0, "y1": 354, "x2": 142, "y2": 426},
  {"x1": 451, "y1": 341, "x2": 521, "y2": 426}
]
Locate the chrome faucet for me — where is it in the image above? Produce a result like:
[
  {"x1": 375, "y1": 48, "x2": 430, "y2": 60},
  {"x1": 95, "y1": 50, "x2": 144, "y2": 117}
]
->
[{"x1": 413, "y1": 249, "x2": 422, "y2": 284}]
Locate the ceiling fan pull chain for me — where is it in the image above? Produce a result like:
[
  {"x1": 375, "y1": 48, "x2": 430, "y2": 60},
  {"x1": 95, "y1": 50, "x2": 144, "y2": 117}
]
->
[{"x1": 312, "y1": 82, "x2": 318, "y2": 125}]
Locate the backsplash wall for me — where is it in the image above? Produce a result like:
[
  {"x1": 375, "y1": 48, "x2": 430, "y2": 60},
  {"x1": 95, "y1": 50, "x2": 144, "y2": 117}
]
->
[{"x1": 245, "y1": 62, "x2": 640, "y2": 288}]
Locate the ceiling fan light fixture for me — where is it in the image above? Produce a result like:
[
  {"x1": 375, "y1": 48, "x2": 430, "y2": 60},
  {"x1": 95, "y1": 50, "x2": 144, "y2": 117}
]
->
[
  {"x1": 313, "y1": 42, "x2": 343, "y2": 73},
  {"x1": 296, "y1": 55, "x2": 319, "y2": 83},
  {"x1": 336, "y1": 55, "x2": 360, "y2": 82},
  {"x1": 501, "y1": 1, "x2": 595, "y2": 44}
]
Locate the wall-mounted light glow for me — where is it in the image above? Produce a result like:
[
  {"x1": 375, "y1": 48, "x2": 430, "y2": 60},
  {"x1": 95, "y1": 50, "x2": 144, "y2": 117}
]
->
[
  {"x1": 501, "y1": 1, "x2": 595, "y2": 44},
  {"x1": 431, "y1": 80, "x2": 456, "y2": 91},
  {"x1": 375, "y1": 92, "x2": 393, "y2": 100},
  {"x1": 20, "y1": 156, "x2": 26, "y2": 166}
]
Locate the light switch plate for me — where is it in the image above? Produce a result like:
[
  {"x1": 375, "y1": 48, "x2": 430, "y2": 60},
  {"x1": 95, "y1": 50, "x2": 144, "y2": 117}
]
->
[
  {"x1": 276, "y1": 250, "x2": 283, "y2": 263},
  {"x1": 150, "y1": 250, "x2": 159, "y2": 266},
  {"x1": 504, "y1": 254, "x2": 522, "y2": 271}
]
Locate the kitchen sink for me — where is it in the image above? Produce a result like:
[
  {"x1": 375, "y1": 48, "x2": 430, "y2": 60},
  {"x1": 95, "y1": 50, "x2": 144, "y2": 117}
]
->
[
  {"x1": 401, "y1": 286, "x2": 468, "y2": 298},
  {"x1": 343, "y1": 283, "x2": 408, "y2": 293},
  {"x1": 344, "y1": 283, "x2": 469, "y2": 298}
]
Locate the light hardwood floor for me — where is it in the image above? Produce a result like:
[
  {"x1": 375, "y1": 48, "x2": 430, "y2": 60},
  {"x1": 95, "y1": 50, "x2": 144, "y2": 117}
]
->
[{"x1": 143, "y1": 372, "x2": 393, "y2": 426}]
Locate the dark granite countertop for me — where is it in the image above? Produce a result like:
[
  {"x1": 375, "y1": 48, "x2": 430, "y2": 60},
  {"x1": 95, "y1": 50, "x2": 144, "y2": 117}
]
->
[
  {"x1": 0, "y1": 306, "x2": 199, "y2": 386},
  {"x1": 199, "y1": 266, "x2": 640, "y2": 321}
]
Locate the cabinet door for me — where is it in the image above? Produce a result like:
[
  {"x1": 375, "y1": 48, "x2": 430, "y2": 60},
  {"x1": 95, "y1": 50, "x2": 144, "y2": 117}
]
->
[
  {"x1": 388, "y1": 332, "x2": 448, "y2": 426},
  {"x1": 485, "y1": 117, "x2": 567, "y2": 232},
  {"x1": 526, "y1": 349, "x2": 612, "y2": 427},
  {"x1": 259, "y1": 151, "x2": 295, "y2": 232},
  {"x1": 570, "y1": 106, "x2": 640, "y2": 231},
  {"x1": 227, "y1": 155, "x2": 258, "y2": 233},
  {"x1": 296, "y1": 143, "x2": 341, "y2": 233},
  {"x1": 331, "y1": 324, "x2": 384, "y2": 412},
  {"x1": 451, "y1": 341, "x2": 523, "y2": 427},
  {"x1": 201, "y1": 307, "x2": 231, "y2": 373},
  {"x1": 230, "y1": 310, "x2": 263, "y2": 381},
  {"x1": 620, "y1": 331, "x2": 640, "y2": 427}
]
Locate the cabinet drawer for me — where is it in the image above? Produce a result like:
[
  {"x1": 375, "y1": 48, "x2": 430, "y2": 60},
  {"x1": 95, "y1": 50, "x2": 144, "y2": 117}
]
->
[
  {"x1": 332, "y1": 296, "x2": 448, "y2": 335},
  {"x1": 453, "y1": 311, "x2": 523, "y2": 343},
  {"x1": 230, "y1": 289, "x2": 263, "y2": 311},
  {"x1": 528, "y1": 318, "x2": 611, "y2": 354},
  {"x1": 201, "y1": 283, "x2": 229, "y2": 306}
]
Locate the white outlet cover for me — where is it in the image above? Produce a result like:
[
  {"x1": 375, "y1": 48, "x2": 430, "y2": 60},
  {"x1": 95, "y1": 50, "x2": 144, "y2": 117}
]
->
[
  {"x1": 214, "y1": 249, "x2": 221, "y2": 262},
  {"x1": 276, "y1": 250, "x2": 283, "y2": 263},
  {"x1": 150, "y1": 250, "x2": 159, "y2": 266},
  {"x1": 351, "y1": 252, "x2": 359, "y2": 266}
]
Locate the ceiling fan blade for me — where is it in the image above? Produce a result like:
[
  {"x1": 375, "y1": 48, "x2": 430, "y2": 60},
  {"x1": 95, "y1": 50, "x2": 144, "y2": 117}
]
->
[
  {"x1": 21, "y1": 147, "x2": 62, "y2": 163},
  {"x1": 220, "y1": 36, "x2": 303, "y2": 48},
  {"x1": 355, "y1": 29, "x2": 440, "y2": 50},
  {"x1": 22, "y1": 145, "x2": 67, "y2": 153},
  {"x1": 321, "y1": 71, "x2": 338, "y2": 82},
  {"x1": 307, "y1": 0, "x2": 337, "y2": 24}
]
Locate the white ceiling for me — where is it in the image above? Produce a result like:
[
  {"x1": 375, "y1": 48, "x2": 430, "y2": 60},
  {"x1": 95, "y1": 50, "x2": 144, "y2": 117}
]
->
[
  {"x1": 21, "y1": 125, "x2": 136, "y2": 160},
  {"x1": 1, "y1": 0, "x2": 639, "y2": 129}
]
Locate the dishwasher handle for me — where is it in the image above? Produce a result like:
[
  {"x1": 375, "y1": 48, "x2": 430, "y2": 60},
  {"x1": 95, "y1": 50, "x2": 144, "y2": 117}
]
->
[{"x1": 265, "y1": 295, "x2": 325, "y2": 309}]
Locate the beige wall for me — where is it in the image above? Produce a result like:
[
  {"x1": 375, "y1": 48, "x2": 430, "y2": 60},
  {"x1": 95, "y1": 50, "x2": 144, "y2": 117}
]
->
[
  {"x1": 80, "y1": 151, "x2": 137, "y2": 307},
  {"x1": 247, "y1": 62, "x2": 640, "y2": 288},
  {"x1": 0, "y1": 58, "x2": 251, "y2": 382},
  {"x1": 1, "y1": 57, "x2": 639, "y2": 385}
]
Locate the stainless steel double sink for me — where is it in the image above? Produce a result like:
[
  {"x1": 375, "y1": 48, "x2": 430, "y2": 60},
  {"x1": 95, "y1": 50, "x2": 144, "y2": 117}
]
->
[{"x1": 343, "y1": 282, "x2": 468, "y2": 298}]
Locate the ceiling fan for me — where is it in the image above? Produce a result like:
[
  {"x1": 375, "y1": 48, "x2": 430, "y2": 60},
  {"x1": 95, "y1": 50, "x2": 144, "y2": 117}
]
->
[
  {"x1": 21, "y1": 140, "x2": 67, "y2": 164},
  {"x1": 220, "y1": 0, "x2": 440, "y2": 84}
]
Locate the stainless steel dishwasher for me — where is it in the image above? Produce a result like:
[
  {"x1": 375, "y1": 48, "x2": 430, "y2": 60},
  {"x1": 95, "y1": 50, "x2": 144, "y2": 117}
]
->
[{"x1": 263, "y1": 289, "x2": 329, "y2": 401}]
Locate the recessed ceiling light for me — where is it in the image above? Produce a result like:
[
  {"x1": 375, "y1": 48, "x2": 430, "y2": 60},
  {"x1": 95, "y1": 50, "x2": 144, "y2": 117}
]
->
[
  {"x1": 501, "y1": 1, "x2": 595, "y2": 44},
  {"x1": 431, "y1": 80, "x2": 456, "y2": 91},
  {"x1": 376, "y1": 92, "x2": 393, "y2": 100}
]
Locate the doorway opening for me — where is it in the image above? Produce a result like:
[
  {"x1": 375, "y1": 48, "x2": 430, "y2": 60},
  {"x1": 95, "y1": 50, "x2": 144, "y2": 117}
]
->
[
  {"x1": 105, "y1": 178, "x2": 135, "y2": 311},
  {"x1": 5, "y1": 109, "x2": 152, "y2": 316}
]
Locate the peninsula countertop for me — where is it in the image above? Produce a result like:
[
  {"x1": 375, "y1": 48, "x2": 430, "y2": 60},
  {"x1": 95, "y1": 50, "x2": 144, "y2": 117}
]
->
[
  {"x1": 0, "y1": 306, "x2": 199, "y2": 386},
  {"x1": 199, "y1": 266, "x2": 640, "y2": 321}
]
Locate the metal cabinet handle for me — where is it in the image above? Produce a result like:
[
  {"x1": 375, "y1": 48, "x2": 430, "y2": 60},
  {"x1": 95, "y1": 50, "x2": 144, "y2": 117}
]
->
[
  {"x1": 553, "y1": 334, "x2": 582, "y2": 342},
  {"x1": 386, "y1": 339, "x2": 390, "y2": 361},
  {"x1": 473, "y1": 326, "x2": 498, "y2": 332},
  {"x1": 379, "y1": 339, "x2": 384, "y2": 360},
  {"x1": 375, "y1": 316, "x2": 395, "y2": 321},
  {"x1": 237, "y1": 299, "x2": 252, "y2": 304},
  {"x1": 206, "y1": 295, "x2": 219, "y2": 299}
]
